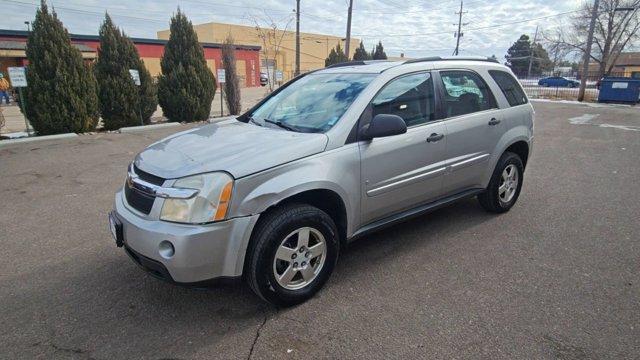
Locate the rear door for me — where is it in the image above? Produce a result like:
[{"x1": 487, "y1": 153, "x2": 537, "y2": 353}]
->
[
  {"x1": 359, "y1": 71, "x2": 447, "y2": 224},
  {"x1": 437, "y1": 69, "x2": 505, "y2": 195}
]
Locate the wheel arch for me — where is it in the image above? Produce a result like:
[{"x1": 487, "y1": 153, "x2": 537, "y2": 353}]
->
[
  {"x1": 256, "y1": 188, "x2": 349, "y2": 248},
  {"x1": 483, "y1": 131, "x2": 531, "y2": 188},
  {"x1": 240, "y1": 187, "x2": 349, "y2": 280},
  {"x1": 504, "y1": 140, "x2": 530, "y2": 169}
]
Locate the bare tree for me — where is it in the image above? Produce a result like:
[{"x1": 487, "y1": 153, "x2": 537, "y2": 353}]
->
[
  {"x1": 248, "y1": 12, "x2": 294, "y2": 92},
  {"x1": 222, "y1": 34, "x2": 242, "y2": 115},
  {"x1": 544, "y1": 0, "x2": 640, "y2": 79}
]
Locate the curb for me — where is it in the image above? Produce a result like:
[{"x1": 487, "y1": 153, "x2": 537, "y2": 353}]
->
[
  {"x1": 0, "y1": 132, "x2": 78, "y2": 148},
  {"x1": 1, "y1": 118, "x2": 232, "y2": 148},
  {"x1": 119, "y1": 122, "x2": 181, "y2": 133},
  {"x1": 530, "y1": 98, "x2": 637, "y2": 108}
]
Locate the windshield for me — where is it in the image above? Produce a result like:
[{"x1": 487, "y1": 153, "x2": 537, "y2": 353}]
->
[{"x1": 249, "y1": 73, "x2": 376, "y2": 132}]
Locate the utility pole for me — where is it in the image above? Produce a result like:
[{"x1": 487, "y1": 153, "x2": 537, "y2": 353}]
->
[
  {"x1": 578, "y1": 0, "x2": 599, "y2": 102},
  {"x1": 527, "y1": 25, "x2": 539, "y2": 78},
  {"x1": 345, "y1": 0, "x2": 353, "y2": 59},
  {"x1": 453, "y1": 1, "x2": 466, "y2": 56},
  {"x1": 295, "y1": 0, "x2": 300, "y2": 76}
]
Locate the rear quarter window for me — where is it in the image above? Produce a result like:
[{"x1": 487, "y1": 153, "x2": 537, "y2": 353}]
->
[{"x1": 489, "y1": 70, "x2": 528, "y2": 107}]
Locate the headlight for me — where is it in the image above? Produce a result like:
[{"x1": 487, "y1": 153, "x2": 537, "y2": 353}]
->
[{"x1": 160, "y1": 172, "x2": 234, "y2": 224}]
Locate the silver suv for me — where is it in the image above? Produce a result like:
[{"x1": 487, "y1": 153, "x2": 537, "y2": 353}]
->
[{"x1": 109, "y1": 57, "x2": 534, "y2": 306}]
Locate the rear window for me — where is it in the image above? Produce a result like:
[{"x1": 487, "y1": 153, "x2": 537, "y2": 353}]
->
[{"x1": 489, "y1": 70, "x2": 528, "y2": 106}]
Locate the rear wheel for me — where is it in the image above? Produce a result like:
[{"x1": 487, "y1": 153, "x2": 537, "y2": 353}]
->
[
  {"x1": 478, "y1": 151, "x2": 524, "y2": 213},
  {"x1": 246, "y1": 204, "x2": 339, "y2": 306}
]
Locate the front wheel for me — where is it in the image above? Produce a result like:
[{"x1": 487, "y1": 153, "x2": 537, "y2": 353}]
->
[
  {"x1": 246, "y1": 204, "x2": 339, "y2": 306},
  {"x1": 478, "y1": 151, "x2": 524, "y2": 213}
]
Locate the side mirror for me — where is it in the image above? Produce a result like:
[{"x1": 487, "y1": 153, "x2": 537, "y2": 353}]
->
[{"x1": 361, "y1": 114, "x2": 407, "y2": 140}]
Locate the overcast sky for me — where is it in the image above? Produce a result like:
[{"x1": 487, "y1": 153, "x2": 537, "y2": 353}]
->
[{"x1": 1, "y1": 0, "x2": 585, "y2": 60}]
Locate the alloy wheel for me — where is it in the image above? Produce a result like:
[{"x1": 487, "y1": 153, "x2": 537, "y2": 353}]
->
[
  {"x1": 272, "y1": 227, "x2": 327, "y2": 290},
  {"x1": 498, "y1": 164, "x2": 519, "y2": 204}
]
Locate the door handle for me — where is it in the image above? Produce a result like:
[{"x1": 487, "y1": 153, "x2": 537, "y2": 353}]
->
[
  {"x1": 426, "y1": 133, "x2": 444, "y2": 143},
  {"x1": 488, "y1": 118, "x2": 501, "y2": 126}
]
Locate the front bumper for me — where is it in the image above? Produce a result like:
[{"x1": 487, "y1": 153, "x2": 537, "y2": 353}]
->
[{"x1": 112, "y1": 189, "x2": 259, "y2": 284}]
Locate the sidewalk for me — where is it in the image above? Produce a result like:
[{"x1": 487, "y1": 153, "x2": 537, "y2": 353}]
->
[{"x1": 0, "y1": 86, "x2": 270, "y2": 135}]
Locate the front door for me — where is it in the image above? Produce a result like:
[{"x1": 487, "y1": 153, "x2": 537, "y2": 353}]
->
[{"x1": 359, "y1": 72, "x2": 447, "y2": 225}]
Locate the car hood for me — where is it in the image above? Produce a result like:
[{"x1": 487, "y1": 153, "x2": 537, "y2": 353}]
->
[{"x1": 134, "y1": 119, "x2": 328, "y2": 179}]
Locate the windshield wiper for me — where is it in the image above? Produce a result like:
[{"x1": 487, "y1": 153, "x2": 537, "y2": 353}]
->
[
  {"x1": 263, "y1": 118, "x2": 299, "y2": 132},
  {"x1": 248, "y1": 116, "x2": 263, "y2": 126}
]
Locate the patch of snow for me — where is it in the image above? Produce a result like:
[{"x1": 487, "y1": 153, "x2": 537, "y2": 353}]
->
[
  {"x1": 531, "y1": 98, "x2": 637, "y2": 108},
  {"x1": 568, "y1": 114, "x2": 599, "y2": 125},
  {"x1": 599, "y1": 124, "x2": 640, "y2": 132}
]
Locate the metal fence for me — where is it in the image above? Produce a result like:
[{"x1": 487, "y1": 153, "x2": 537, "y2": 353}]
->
[{"x1": 516, "y1": 71, "x2": 626, "y2": 102}]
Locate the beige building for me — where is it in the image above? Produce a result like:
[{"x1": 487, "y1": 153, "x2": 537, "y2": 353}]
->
[
  {"x1": 158, "y1": 22, "x2": 360, "y2": 82},
  {"x1": 585, "y1": 52, "x2": 640, "y2": 78}
]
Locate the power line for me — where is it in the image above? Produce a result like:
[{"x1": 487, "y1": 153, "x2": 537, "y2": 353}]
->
[
  {"x1": 1, "y1": 0, "x2": 339, "y2": 24},
  {"x1": 354, "y1": 0, "x2": 485, "y2": 15},
  {"x1": 353, "y1": 10, "x2": 581, "y2": 37},
  {"x1": 2, "y1": 0, "x2": 167, "y2": 23},
  {"x1": 2, "y1": 0, "x2": 587, "y2": 59}
]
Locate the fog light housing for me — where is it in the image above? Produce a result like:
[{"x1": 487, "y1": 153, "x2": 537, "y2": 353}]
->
[{"x1": 159, "y1": 240, "x2": 175, "y2": 259}]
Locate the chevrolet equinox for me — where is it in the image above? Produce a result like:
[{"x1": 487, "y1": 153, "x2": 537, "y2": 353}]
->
[{"x1": 109, "y1": 57, "x2": 534, "y2": 306}]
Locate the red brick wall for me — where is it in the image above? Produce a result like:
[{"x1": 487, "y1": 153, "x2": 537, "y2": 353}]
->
[
  {"x1": 0, "y1": 35, "x2": 261, "y2": 87},
  {"x1": 75, "y1": 40, "x2": 261, "y2": 87}
]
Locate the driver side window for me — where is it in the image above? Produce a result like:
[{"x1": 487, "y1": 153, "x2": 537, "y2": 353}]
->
[{"x1": 371, "y1": 72, "x2": 435, "y2": 127}]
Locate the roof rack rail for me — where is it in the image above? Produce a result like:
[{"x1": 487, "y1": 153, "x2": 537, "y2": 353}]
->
[
  {"x1": 325, "y1": 60, "x2": 393, "y2": 69},
  {"x1": 404, "y1": 56, "x2": 499, "y2": 64}
]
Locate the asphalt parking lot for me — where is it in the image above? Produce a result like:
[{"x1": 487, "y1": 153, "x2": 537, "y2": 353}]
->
[{"x1": 1, "y1": 101, "x2": 639, "y2": 359}]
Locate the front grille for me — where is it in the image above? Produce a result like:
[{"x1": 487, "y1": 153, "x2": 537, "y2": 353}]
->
[
  {"x1": 134, "y1": 165, "x2": 165, "y2": 186},
  {"x1": 124, "y1": 184, "x2": 155, "y2": 214},
  {"x1": 124, "y1": 165, "x2": 165, "y2": 215}
]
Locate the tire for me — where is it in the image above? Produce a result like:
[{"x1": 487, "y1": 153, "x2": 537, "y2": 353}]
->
[
  {"x1": 478, "y1": 151, "x2": 524, "y2": 213},
  {"x1": 245, "y1": 203, "x2": 339, "y2": 306}
]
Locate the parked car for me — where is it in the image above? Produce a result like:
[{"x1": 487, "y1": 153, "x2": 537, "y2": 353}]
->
[
  {"x1": 538, "y1": 76, "x2": 580, "y2": 88},
  {"x1": 259, "y1": 72, "x2": 269, "y2": 86},
  {"x1": 109, "y1": 57, "x2": 534, "y2": 306}
]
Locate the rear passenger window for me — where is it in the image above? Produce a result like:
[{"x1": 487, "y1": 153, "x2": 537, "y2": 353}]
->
[
  {"x1": 489, "y1": 70, "x2": 528, "y2": 106},
  {"x1": 371, "y1": 72, "x2": 435, "y2": 127},
  {"x1": 440, "y1": 71, "x2": 496, "y2": 117}
]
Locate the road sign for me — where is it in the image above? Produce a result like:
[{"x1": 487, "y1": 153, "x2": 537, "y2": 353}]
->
[
  {"x1": 7, "y1": 67, "x2": 30, "y2": 134},
  {"x1": 128, "y1": 69, "x2": 141, "y2": 86},
  {"x1": 275, "y1": 70, "x2": 283, "y2": 82},
  {"x1": 8, "y1": 67, "x2": 27, "y2": 87},
  {"x1": 217, "y1": 69, "x2": 226, "y2": 83}
]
